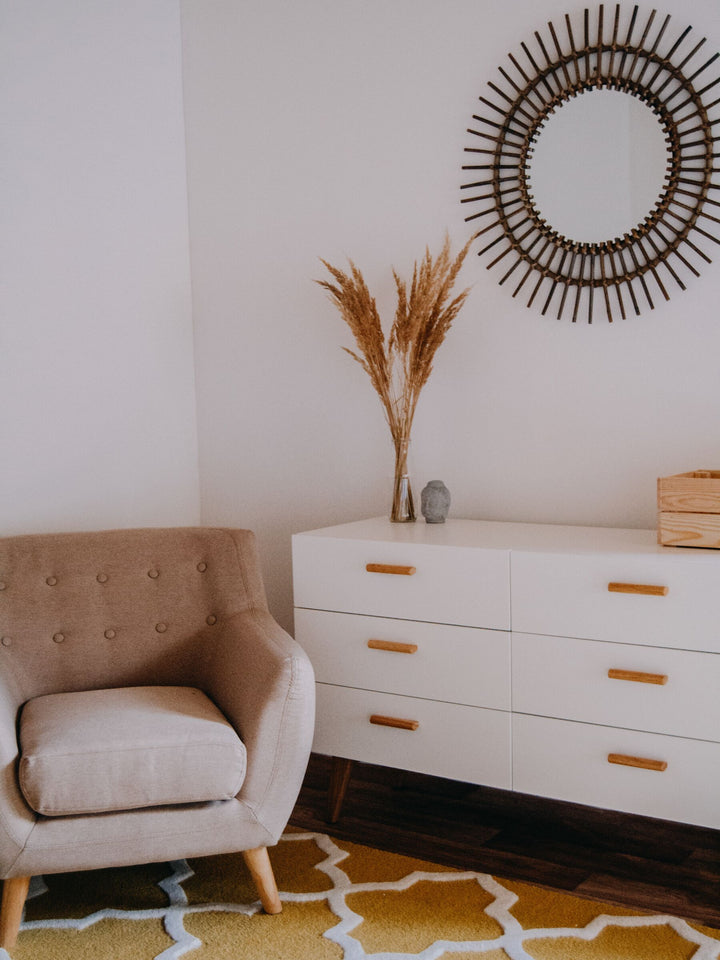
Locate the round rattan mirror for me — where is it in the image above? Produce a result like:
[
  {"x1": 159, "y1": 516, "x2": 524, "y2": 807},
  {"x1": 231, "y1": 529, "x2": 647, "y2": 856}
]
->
[{"x1": 461, "y1": 3, "x2": 720, "y2": 322}]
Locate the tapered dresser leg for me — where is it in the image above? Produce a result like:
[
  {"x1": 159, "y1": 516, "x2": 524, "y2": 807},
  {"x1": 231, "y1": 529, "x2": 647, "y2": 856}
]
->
[
  {"x1": 0, "y1": 876, "x2": 30, "y2": 949},
  {"x1": 328, "y1": 756, "x2": 353, "y2": 823},
  {"x1": 242, "y1": 847, "x2": 282, "y2": 915}
]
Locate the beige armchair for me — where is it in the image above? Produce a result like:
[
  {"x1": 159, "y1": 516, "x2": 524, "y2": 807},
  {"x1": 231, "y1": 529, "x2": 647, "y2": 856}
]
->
[{"x1": 0, "y1": 527, "x2": 315, "y2": 949}]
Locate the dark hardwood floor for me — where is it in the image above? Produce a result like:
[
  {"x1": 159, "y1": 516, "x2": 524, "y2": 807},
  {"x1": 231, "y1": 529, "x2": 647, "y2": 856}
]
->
[{"x1": 289, "y1": 753, "x2": 720, "y2": 928}]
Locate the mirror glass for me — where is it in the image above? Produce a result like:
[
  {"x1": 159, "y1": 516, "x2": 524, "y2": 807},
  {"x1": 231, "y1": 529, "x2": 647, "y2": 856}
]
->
[{"x1": 526, "y1": 89, "x2": 671, "y2": 244}]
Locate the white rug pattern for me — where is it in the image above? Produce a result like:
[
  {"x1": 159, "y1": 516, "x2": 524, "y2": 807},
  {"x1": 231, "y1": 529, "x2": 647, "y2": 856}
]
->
[{"x1": 5, "y1": 830, "x2": 720, "y2": 960}]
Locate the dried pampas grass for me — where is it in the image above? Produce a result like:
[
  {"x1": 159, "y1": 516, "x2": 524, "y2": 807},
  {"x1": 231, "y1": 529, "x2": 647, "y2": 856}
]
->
[{"x1": 317, "y1": 235, "x2": 472, "y2": 520}]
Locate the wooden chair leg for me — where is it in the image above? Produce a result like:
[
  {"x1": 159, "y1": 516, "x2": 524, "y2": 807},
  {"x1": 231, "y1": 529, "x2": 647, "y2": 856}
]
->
[
  {"x1": 242, "y1": 847, "x2": 282, "y2": 915},
  {"x1": 0, "y1": 876, "x2": 30, "y2": 949}
]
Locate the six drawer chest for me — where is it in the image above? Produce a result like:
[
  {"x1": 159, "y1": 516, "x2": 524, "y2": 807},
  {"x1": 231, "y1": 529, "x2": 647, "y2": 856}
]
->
[{"x1": 292, "y1": 517, "x2": 720, "y2": 827}]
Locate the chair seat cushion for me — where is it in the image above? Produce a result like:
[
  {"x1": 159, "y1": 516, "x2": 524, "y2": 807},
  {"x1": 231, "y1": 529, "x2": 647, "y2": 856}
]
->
[{"x1": 18, "y1": 686, "x2": 247, "y2": 816}]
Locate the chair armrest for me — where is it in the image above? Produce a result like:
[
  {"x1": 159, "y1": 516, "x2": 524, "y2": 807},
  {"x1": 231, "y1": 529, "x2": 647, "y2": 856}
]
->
[
  {"x1": 203, "y1": 609, "x2": 315, "y2": 842},
  {"x1": 0, "y1": 678, "x2": 35, "y2": 876}
]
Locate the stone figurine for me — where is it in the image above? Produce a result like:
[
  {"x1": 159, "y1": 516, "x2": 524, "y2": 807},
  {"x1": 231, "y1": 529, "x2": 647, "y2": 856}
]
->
[{"x1": 420, "y1": 481, "x2": 451, "y2": 523}]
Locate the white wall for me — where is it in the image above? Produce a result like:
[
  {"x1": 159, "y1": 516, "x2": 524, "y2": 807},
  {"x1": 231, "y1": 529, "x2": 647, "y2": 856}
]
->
[
  {"x1": 1, "y1": 0, "x2": 200, "y2": 534},
  {"x1": 181, "y1": 0, "x2": 720, "y2": 631}
]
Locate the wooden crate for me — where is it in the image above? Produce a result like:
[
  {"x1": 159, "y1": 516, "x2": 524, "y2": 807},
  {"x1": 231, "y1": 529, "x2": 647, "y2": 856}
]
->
[{"x1": 657, "y1": 470, "x2": 720, "y2": 548}]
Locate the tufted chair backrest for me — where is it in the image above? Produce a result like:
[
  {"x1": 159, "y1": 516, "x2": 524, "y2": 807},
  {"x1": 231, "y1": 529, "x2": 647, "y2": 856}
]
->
[{"x1": 0, "y1": 527, "x2": 267, "y2": 704}]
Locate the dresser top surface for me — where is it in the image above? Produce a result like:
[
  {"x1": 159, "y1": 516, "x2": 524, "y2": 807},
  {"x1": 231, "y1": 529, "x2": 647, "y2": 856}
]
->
[{"x1": 294, "y1": 517, "x2": 717, "y2": 560}]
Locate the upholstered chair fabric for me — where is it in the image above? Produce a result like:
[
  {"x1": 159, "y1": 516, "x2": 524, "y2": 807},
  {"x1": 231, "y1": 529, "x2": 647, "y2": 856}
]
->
[
  {"x1": 0, "y1": 527, "x2": 315, "y2": 947},
  {"x1": 19, "y1": 685, "x2": 247, "y2": 816}
]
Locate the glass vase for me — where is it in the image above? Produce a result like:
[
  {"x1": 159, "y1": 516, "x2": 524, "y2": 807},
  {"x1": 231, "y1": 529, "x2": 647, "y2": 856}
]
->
[{"x1": 390, "y1": 437, "x2": 415, "y2": 523}]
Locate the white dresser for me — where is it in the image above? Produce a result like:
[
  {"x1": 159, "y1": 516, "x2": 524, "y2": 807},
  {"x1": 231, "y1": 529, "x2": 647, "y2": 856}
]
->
[{"x1": 292, "y1": 517, "x2": 720, "y2": 828}]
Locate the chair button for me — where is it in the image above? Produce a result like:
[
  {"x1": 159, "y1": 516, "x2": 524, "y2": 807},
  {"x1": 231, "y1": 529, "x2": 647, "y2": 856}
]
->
[
  {"x1": 197, "y1": 562, "x2": 208, "y2": 573},
  {"x1": 104, "y1": 629, "x2": 116, "y2": 640},
  {"x1": 1, "y1": 637, "x2": 11, "y2": 647},
  {"x1": 97, "y1": 573, "x2": 109, "y2": 584},
  {"x1": 46, "y1": 576, "x2": 58, "y2": 586},
  {"x1": 0, "y1": 582, "x2": 6, "y2": 591},
  {"x1": 148, "y1": 569, "x2": 160, "y2": 580},
  {"x1": 155, "y1": 622, "x2": 167, "y2": 633},
  {"x1": 206, "y1": 614, "x2": 217, "y2": 626},
  {"x1": 53, "y1": 633, "x2": 65, "y2": 644}
]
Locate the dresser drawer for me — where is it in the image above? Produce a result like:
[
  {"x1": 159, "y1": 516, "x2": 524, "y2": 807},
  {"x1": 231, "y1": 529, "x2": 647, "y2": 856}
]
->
[
  {"x1": 296, "y1": 609, "x2": 510, "y2": 710},
  {"x1": 313, "y1": 684, "x2": 511, "y2": 788},
  {"x1": 292, "y1": 534, "x2": 510, "y2": 629},
  {"x1": 512, "y1": 632, "x2": 720, "y2": 742},
  {"x1": 511, "y1": 550, "x2": 720, "y2": 651},
  {"x1": 513, "y1": 714, "x2": 720, "y2": 828}
]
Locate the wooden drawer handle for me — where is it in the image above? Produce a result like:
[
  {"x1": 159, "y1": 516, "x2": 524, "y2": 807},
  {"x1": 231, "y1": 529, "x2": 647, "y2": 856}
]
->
[
  {"x1": 367, "y1": 639, "x2": 418, "y2": 654},
  {"x1": 608, "y1": 753, "x2": 668, "y2": 772},
  {"x1": 366, "y1": 563, "x2": 416, "y2": 576},
  {"x1": 608, "y1": 582, "x2": 669, "y2": 597},
  {"x1": 608, "y1": 668, "x2": 668, "y2": 686},
  {"x1": 369, "y1": 714, "x2": 419, "y2": 731}
]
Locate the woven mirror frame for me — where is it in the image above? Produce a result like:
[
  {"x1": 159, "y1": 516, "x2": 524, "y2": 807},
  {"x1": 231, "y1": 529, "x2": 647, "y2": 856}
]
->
[{"x1": 461, "y1": 3, "x2": 720, "y2": 322}]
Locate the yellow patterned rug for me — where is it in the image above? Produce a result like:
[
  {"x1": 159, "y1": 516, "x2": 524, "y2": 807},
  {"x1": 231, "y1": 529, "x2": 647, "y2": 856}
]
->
[{"x1": 5, "y1": 830, "x2": 720, "y2": 959}]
